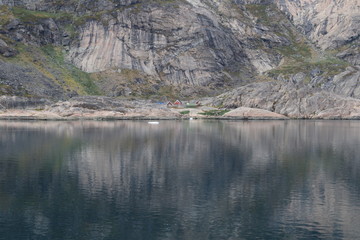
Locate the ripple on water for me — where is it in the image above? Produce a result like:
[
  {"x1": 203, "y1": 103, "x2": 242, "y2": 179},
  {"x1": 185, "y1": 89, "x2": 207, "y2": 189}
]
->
[{"x1": 1, "y1": 120, "x2": 360, "y2": 239}]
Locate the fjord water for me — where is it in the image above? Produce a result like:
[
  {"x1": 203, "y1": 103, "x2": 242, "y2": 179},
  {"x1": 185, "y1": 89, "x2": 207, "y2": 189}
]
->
[{"x1": 1, "y1": 120, "x2": 360, "y2": 240}]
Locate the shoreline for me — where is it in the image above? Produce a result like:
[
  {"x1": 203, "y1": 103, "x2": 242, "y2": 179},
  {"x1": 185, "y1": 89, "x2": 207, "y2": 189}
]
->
[
  {"x1": 1, "y1": 111, "x2": 359, "y2": 121},
  {"x1": 2, "y1": 95, "x2": 360, "y2": 121}
]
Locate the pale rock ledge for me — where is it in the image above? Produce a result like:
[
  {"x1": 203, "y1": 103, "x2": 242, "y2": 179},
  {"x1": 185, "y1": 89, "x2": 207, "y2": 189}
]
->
[{"x1": 223, "y1": 107, "x2": 288, "y2": 119}]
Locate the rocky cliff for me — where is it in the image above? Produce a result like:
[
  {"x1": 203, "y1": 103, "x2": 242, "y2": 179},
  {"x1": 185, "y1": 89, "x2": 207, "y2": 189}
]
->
[
  {"x1": 275, "y1": 0, "x2": 359, "y2": 51},
  {"x1": 0, "y1": 0, "x2": 359, "y2": 118}
]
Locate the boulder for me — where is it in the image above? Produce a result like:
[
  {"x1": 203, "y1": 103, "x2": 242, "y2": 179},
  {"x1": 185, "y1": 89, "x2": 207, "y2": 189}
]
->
[
  {"x1": 0, "y1": 39, "x2": 17, "y2": 57},
  {"x1": 223, "y1": 107, "x2": 288, "y2": 119}
]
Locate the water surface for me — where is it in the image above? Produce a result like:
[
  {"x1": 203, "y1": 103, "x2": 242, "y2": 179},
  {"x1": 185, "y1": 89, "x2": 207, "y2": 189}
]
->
[{"x1": 0, "y1": 120, "x2": 360, "y2": 240}]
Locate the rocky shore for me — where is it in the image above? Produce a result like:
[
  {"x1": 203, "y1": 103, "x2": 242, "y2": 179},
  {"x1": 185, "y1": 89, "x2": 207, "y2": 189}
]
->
[
  {"x1": 208, "y1": 81, "x2": 360, "y2": 120},
  {"x1": 0, "y1": 96, "x2": 180, "y2": 120},
  {"x1": 1, "y1": 93, "x2": 360, "y2": 121}
]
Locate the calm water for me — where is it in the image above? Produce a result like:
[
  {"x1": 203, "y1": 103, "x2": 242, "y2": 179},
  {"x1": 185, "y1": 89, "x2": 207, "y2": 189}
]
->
[{"x1": 1, "y1": 120, "x2": 360, "y2": 240}]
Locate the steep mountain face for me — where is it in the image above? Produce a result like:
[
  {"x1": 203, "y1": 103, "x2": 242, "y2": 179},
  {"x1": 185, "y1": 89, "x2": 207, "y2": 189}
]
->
[
  {"x1": 274, "y1": 0, "x2": 359, "y2": 65},
  {"x1": 275, "y1": 0, "x2": 359, "y2": 48},
  {"x1": 0, "y1": 0, "x2": 286, "y2": 98},
  {"x1": 68, "y1": 4, "x2": 252, "y2": 83},
  {"x1": 67, "y1": 0, "x2": 298, "y2": 97},
  {"x1": 0, "y1": 0, "x2": 359, "y2": 108},
  {"x1": 0, "y1": 0, "x2": 140, "y2": 12}
]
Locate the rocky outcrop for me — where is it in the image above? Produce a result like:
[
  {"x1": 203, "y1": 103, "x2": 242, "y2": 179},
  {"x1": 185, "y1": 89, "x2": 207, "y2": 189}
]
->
[
  {"x1": 325, "y1": 66, "x2": 360, "y2": 98},
  {"x1": 0, "y1": 59, "x2": 67, "y2": 99},
  {"x1": 0, "y1": 95, "x2": 50, "y2": 109},
  {"x1": 336, "y1": 48, "x2": 360, "y2": 66},
  {"x1": 67, "y1": 3, "x2": 256, "y2": 87},
  {"x1": 0, "y1": 96, "x2": 182, "y2": 119},
  {"x1": 0, "y1": 0, "x2": 359, "y2": 107},
  {"x1": 1, "y1": 93, "x2": 360, "y2": 120},
  {"x1": 0, "y1": 0, "x2": 140, "y2": 12},
  {"x1": 1, "y1": 0, "x2": 293, "y2": 96},
  {"x1": 274, "y1": 0, "x2": 359, "y2": 50},
  {"x1": 0, "y1": 38, "x2": 17, "y2": 57},
  {"x1": 3, "y1": 17, "x2": 63, "y2": 46},
  {"x1": 223, "y1": 107, "x2": 287, "y2": 119},
  {"x1": 272, "y1": 0, "x2": 360, "y2": 86},
  {"x1": 267, "y1": 64, "x2": 360, "y2": 100},
  {"x1": 65, "y1": 0, "x2": 306, "y2": 91},
  {"x1": 210, "y1": 81, "x2": 360, "y2": 119}
]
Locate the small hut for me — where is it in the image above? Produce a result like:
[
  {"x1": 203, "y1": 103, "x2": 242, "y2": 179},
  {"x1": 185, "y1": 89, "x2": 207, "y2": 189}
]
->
[
  {"x1": 174, "y1": 100, "x2": 182, "y2": 106},
  {"x1": 166, "y1": 101, "x2": 173, "y2": 107}
]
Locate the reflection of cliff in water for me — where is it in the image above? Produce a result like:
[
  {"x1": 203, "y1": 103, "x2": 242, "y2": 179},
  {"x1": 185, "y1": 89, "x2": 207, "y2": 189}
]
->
[{"x1": 1, "y1": 120, "x2": 360, "y2": 239}]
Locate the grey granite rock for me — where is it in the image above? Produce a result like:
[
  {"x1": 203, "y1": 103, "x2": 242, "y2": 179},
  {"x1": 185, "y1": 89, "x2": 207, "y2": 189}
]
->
[
  {"x1": 0, "y1": 95, "x2": 51, "y2": 109},
  {"x1": 0, "y1": 0, "x2": 358, "y2": 111},
  {"x1": 210, "y1": 81, "x2": 360, "y2": 119},
  {"x1": 0, "y1": 39, "x2": 18, "y2": 57},
  {"x1": 0, "y1": 60, "x2": 66, "y2": 99}
]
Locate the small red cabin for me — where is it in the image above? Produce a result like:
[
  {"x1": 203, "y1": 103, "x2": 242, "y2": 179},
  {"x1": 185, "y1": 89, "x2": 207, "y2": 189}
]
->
[{"x1": 174, "y1": 100, "x2": 182, "y2": 105}]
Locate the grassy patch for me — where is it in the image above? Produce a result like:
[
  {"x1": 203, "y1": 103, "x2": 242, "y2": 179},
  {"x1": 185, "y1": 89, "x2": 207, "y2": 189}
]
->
[
  {"x1": 142, "y1": 0, "x2": 186, "y2": 6},
  {"x1": 11, "y1": 7, "x2": 72, "y2": 23},
  {"x1": 246, "y1": 4, "x2": 269, "y2": 23},
  {"x1": 245, "y1": 3, "x2": 315, "y2": 62},
  {"x1": 127, "y1": 0, "x2": 186, "y2": 14},
  {"x1": 0, "y1": 5, "x2": 13, "y2": 25},
  {"x1": 180, "y1": 110, "x2": 190, "y2": 115},
  {"x1": 268, "y1": 57, "x2": 349, "y2": 78},
  {"x1": 0, "y1": 84, "x2": 12, "y2": 95},
  {"x1": 90, "y1": 68, "x2": 166, "y2": 98},
  {"x1": 158, "y1": 85, "x2": 179, "y2": 99},
  {"x1": 73, "y1": 11, "x2": 108, "y2": 26},
  {"x1": 245, "y1": 3, "x2": 349, "y2": 82},
  {"x1": 0, "y1": 83, "x2": 29, "y2": 96},
  {"x1": 8, "y1": 43, "x2": 101, "y2": 95},
  {"x1": 275, "y1": 42, "x2": 312, "y2": 61},
  {"x1": 199, "y1": 109, "x2": 230, "y2": 116},
  {"x1": 41, "y1": 45, "x2": 101, "y2": 95}
]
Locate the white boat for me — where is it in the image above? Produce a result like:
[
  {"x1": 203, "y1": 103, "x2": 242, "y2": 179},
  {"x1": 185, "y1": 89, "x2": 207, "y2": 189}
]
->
[{"x1": 148, "y1": 121, "x2": 160, "y2": 125}]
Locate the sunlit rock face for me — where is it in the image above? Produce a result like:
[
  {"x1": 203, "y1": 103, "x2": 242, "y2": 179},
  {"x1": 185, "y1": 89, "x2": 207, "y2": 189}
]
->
[
  {"x1": 0, "y1": 0, "x2": 358, "y2": 100},
  {"x1": 67, "y1": 3, "x2": 255, "y2": 86},
  {"x1": 66, "y1": 0, "x2": 360, "y2": 88},
  {"x1": 231, "y1": 0, "x2": 360, "y2": 67},
  {"x1": 274, "y1": 0, "x2": 359, "y2": 50},
  {"x1": 66, "y1": 0, "x2": 298, "y2": 86}
]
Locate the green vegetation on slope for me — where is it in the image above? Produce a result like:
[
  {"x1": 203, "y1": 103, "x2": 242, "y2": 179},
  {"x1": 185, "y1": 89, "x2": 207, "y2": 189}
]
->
[
  {"x1": 268, "y1": 57, "x2": 349, "y2": 78},
  {"x1": 180, "y1": 110, "x2": 190, "y2": 114},
  {"x1": 41, "y1": 45, "x2": 101, "y2": 95},
  {"x1": 0, "y1": 5, "x2": 13, "y2": 25},
  {"x1": 0, "y1": 2, "x2": 353, "y2": 99},
  {"x1": 0, "y1": 6, "x2": 101, "y2": 96},
  {"x1": 245, "y1": 4, "x2": 349, "y2": 81},
  {"x1": 246, "y1": 4, "x2": 313, "y2": 60},
  {"x1": 7, "y1": 44, "x2": 102, "y2": 95},
  {"x1": 199, "y1": 109, "x2": 230, "y2": 116},
  {"x1": 11, "y1": 7, "x2": 72, "y2": 23}
]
